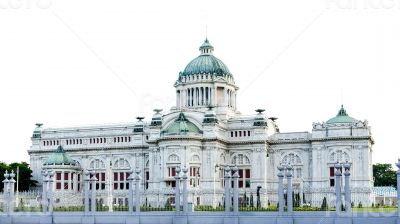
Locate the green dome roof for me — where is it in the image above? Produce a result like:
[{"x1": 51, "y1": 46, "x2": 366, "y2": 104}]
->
[
  {"x1": 162, "y1": 113, "x2": 202, "y2": 135},
  {"x1": 326, "y1": 105, "x2": 356, "y2": 124},
  {"x1": 180, "y1": 39, "x2": 231, "y2": 77},
  {"x1": 43, "y1": 145, "x2": 76, "y2": 166}
]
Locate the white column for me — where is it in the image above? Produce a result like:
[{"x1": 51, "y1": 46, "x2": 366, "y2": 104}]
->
[
  {"x1": 90, "y1": 171, "x2": 97, "y2": 214},
  {"x1": 127, "y1": 171, "x2": 134, "y2": 214},
  {"x1": 42, "y1": 171, "x2": 48, "y2": 213},
  {"x1": 277, "y1": 165, "x2": 284, "y2": 213},
  {"x1": 84, "y1": 171, "x2": 90, "y2": 215},
  {"x1": 48, "y1": 171, "x2": 54, "y2": 214},
  {"x1": 175, "y1": 166, "x2": 181, "y2": 215},
  {"x1": 335, "y1": 162, "x2": 342, "y2": 215},
  {"x1": 182, "y1": 89, "x2": 186, "y2": 107},
  {"x1": 3, "y1": 171, "x2": 10, "y2": 213},
  {"x1": 232, "y1": 165, "x2": 239, "y2": 215},
  {"x1": 9, "y1": 171, "x2": 16, "y2": 214},
  {"x1": 343, "y1": 161, "x2": 351, "y2": 213},
  {"x1": 61, "y1": 171, "x2": 64, "y2": 193},
  {"x1": 182, "y1": 167, "x2": 188, "y2": 215},
  {"x1": 234, "y1": 92, "x2": 237, "y2": 109},
  {"x1": 135, "y1": 169, "x2": 141, "y2": 215},
  {"x1": 224, "y1": 166, "x2": 231, "y2": 214},
  {"x1": 68, "y1": 172, "x2": 72, "y2": 192},
  {"x1": 286, "y1": 164, "x2": 293, "y2": 213}
]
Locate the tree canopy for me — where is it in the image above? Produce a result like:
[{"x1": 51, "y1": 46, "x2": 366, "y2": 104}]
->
[
  {"x1": 373, "y1": 163, "x2": 397, "y2": 187},
  {"x1": 0, "y1": 161, "x2": 37, "y2": 192}
]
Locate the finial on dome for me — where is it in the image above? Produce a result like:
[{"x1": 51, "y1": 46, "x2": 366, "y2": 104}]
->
[
  {"x1": 199, "y1": 39, "x2": 214, "y2": 55},
  {"x1": 337, "y1": 105, "x2": 348, "y2": 116}
]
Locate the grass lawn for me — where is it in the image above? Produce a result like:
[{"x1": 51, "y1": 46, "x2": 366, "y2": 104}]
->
[{"x1": 352, "y1": 207, "x2": 397, "y2": 212}]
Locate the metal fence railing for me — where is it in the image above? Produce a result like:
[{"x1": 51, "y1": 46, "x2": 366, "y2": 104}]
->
[{"x1": 1, "y1": 205, "x2": 398, "y2": 213}]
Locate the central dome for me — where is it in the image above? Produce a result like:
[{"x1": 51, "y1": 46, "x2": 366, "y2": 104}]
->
[{"x1": 180, "y1": 39, "x2": 231, "y2": 77}]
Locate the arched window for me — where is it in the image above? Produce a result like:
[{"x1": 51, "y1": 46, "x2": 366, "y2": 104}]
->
[
  {"x1": 89, "y1": 158, "x2": 106, "y2": 190},
  {"x1": 281, "y1": 153, "x2": 303, "y2": 179},
  {"x1": 113, "y1": 158, "x2": 131, "y2": 190},
  {"x1": 166, "y1": 154, "x2": 180, "y2": 187},
  {"x1": 168, "y1": 154, "x2": 180, "y2": 162},
  {"x1": 232, "y1": 154, "x2": 250, "y2": 165},
  {"x1": 189, "y1": 154, "x2": 201, "y2": 187},
  {"x1": 190, "y1": 155, "x2": 201, "y2": 162},
  {"x1": 281, "y1": 153, "x2": 302, "y2": 165},
  {"x1": 113, "y1": 158, "x2": 131, "y2": 170},
  {"x1": 90, "y1": 159, "x2": 106, "y2": 169},
  {"x1": 329, "y1": 150, "x2": 350, "y2": 163},
  {"x1": 231, "y1": 154, "x2": 251, "y2": 188}
]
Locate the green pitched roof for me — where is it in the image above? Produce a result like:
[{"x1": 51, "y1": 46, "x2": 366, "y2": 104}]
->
[
  {"x1": 43, "y1": 145, "x2": 76, "y2": 166},
  {"x1": 163, "y1": 113, "x2": 202, "y2": 135},
  {"x1": 326, "y1": 105, "x2": 356, "y2": 124}
]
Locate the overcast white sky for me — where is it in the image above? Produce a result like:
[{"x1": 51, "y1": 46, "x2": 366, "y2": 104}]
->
[{"x1": 0, "y1": 0, "x2": 399, "y2": 165}]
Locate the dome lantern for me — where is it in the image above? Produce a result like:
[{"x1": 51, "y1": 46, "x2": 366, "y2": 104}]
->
[{"x1": 199, "y1": 38, "x2": 214, "y2": 55}]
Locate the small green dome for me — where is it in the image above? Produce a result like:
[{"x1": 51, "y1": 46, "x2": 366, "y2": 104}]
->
[
  {"x1": 326, "y1": 105, "x2": 355, "y2": 124},
  {"x1": 180, "y1": 39, "x2": 231, "y2": 77},
  {"x1": 162, "y1": 113, "x2": 202, "y2": 135},
  {"x1": 44, "y1": 145, "x2": 76, "y2": 166}
]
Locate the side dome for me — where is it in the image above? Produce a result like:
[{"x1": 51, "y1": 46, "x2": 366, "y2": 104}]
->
[
  {"x1": 162, "y1": 113, "x2": 202, "y2": 135},
  {"x1": 180, "y1": 39, "x2": 231, "y2": 77},
  {"x1": 326, "y1": 105, "x2": 356, "y2": 124},
  {"x1": 44, "y1": 145, "x2": 76, "y2": 166}
]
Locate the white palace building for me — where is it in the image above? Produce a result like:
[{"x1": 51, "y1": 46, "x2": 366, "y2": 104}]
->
[{"x1": 28, "y1": 39, "x2": 374, "y2": 208}]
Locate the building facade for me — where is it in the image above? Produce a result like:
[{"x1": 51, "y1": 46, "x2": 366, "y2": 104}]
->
[{"x1": 28, "y1": 39, "x2": 374, "y2": 208}]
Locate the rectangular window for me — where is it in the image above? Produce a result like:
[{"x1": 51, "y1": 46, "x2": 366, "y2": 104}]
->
[
  {"x1": 64, "y1": 182, "x2": 68, "y2": 190},
  {"x1": 56, "y1": 172, "x2": 61, "y2": 180},
  {"x1": 245, "y1": 180, "x2": 250, "y2": 188},
  {"x1": 56, "y1": 182, "x2": 61, "y2": 190},
  {"x1": 245, "y1": 169, "x2": 250, "y2": 178},
  {"x1": 168, "y1": 167, "x2": 176, "y2": 177}
]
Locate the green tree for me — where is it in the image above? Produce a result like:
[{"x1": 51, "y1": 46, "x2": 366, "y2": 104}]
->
[
  {"x1": 321, "y1": 197, "x2": 328, "y2": 211},
  {"x1": 373, "y1": 163, "x2": 396, "y2": 187},
  {"x1": 0, "y1": 162, "x2": 37, "y2": 191}
]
